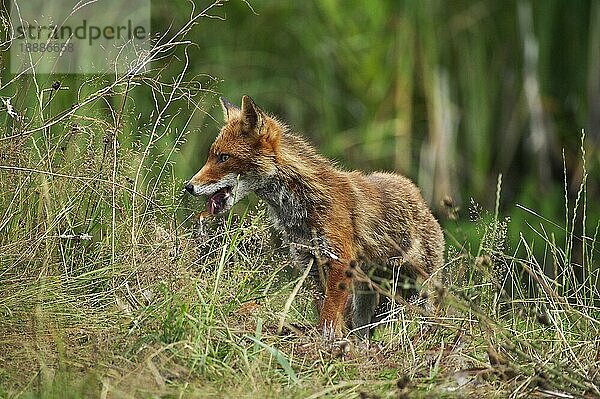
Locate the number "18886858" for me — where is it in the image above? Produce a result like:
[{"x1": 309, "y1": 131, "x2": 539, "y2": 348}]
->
[{"x1": 20, "y1": 42, "x2": 74, "y2": 53}]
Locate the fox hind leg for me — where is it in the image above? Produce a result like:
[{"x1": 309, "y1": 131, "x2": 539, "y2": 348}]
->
[{"x1": 352, "y1": 280, "x2": 379, "y2": 340}]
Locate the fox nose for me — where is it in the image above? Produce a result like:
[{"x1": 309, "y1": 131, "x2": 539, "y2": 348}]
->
[{"x1": 184, "y1": 182, "x2": 195, "y2": 194}]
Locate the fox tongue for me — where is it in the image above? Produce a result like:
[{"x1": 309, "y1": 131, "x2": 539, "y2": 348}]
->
[{"x1": 207, "y1": 189, "x2": 227, "y2": 214}]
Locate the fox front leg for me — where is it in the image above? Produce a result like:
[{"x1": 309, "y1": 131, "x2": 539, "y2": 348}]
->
[{"x1": 319, "y1": 260, "x2": 352, "y2": 340}]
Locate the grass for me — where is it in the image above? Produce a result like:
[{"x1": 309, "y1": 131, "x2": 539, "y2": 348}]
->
[
  {"x1": 1, "y1": 2, "x2": 599, "y2": 397},
  {"x1": 1, "y1": 99, "x2": 599, "y2": 398}
]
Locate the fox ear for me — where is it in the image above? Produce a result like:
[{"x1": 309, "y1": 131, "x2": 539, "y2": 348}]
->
[
  {"x1": 240, "y1": 95, "x2": 264, "y2": 133},
  {"x1": 220, "y1": 97, "x2": 240, "y2": 121}
]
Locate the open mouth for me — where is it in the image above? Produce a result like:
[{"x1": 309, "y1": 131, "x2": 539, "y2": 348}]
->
[{"x1": 206, "y1": 186, "x2": 232, "y2": 214}]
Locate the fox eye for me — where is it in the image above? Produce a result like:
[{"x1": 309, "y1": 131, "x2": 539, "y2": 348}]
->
[{"x1": 217, "y1": 153, "x2": 230, "y2": 164}]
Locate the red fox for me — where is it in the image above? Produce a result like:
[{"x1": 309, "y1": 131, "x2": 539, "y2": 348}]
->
[{"x1": 185, "y1": 95, "x2": 444, "y2": 340}]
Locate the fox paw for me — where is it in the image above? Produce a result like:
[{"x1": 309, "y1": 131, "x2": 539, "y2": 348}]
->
[
  {"x1": 320, "y1": 319, "x2": 344, "y2": 342},
  {"x1": 321, "y1": 320, "x2": 335, "y2": 341}
]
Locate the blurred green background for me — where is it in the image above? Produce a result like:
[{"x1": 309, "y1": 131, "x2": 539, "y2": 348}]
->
[
  {"x1": 168, "y1": 0, "x2": 600, "y2": 258},
  {"x1": 2, "y1": 0, "x2": 599, "y2": 258},
  {"x1": 168, "y1": 0, "x2": 600, "y2": 205}
]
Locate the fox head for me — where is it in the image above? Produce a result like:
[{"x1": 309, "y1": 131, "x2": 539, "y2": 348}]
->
[{"x1": 185, "y1": 95, "x2": 282, "y2": 215}]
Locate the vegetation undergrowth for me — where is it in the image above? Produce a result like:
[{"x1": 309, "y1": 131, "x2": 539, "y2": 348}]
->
[
  {"x1": 1, "y1": 1, "x2": 599, "y2": 398},
  {"x1": 1, "y1": 125, "x2": 598, "y2": 398}
]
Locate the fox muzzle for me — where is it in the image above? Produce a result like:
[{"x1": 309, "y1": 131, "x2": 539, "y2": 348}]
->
[{"x1": 184, "y1": 181, "x2": 195, "y2": 195}]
